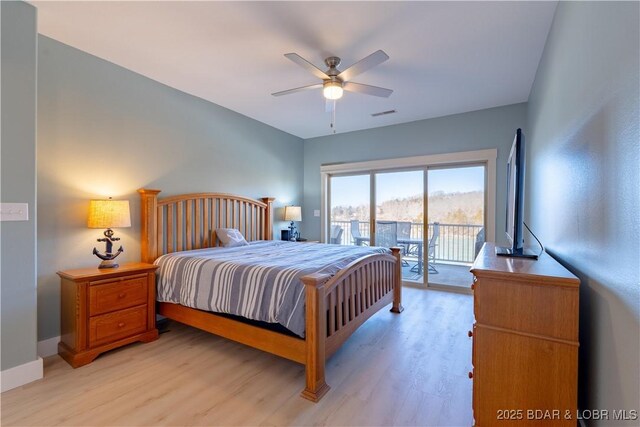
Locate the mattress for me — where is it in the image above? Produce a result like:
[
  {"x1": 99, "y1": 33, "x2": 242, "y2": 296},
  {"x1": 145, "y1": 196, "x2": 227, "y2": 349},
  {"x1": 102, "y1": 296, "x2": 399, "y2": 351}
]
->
[{"x1": 155, "y1": 240, "x2": 389, "y2": 337}]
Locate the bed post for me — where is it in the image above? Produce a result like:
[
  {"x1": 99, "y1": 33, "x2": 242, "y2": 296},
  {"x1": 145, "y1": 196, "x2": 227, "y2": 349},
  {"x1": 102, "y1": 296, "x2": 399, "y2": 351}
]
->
[
  {"x1": 261, "y1": 197, "x2": 275, "y2": 240},
  {"x1": 300, "y1": 272, "x2": 331, "y2": 402},
  {"x1": 138, "y1": 189, "x2": 161, "y2": 263},
  {"x1": 390, "y1": 247, "x2": 404, "y2": 313}
]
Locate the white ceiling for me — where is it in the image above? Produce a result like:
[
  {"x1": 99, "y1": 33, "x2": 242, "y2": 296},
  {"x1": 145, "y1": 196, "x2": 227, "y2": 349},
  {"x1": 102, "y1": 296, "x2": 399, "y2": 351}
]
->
[{"x1": 31, "y1": 1, "x2": 557, "y2": 139}]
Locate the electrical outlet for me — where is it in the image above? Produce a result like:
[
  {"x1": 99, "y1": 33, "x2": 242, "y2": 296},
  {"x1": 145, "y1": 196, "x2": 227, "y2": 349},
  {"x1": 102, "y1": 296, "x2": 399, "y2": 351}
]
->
[
  {"x1": 0, "y1": 203, "x2": 29, "y2": 221},
  {"x1": 313, "y1": 210, "x2": 320, "y2": 217}
]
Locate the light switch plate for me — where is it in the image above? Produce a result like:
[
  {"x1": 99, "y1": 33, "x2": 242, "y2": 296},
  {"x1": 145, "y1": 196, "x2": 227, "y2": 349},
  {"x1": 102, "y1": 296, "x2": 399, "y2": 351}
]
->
[
  {"x1": 313, "y1": 210, "x2": 320, "y2": 217},
  {"x1": 0, "y1": 203, "x2": 29, "y2": 221}
]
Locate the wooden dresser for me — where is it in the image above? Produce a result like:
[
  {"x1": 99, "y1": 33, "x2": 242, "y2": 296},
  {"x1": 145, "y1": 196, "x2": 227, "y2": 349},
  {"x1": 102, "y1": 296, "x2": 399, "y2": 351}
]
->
[
  {"x1": 57, "y1": 262, "x2": 159, "y2": 367},
  {"x1": 470, "y1": 243, "x2": 580, "y2": 426}
]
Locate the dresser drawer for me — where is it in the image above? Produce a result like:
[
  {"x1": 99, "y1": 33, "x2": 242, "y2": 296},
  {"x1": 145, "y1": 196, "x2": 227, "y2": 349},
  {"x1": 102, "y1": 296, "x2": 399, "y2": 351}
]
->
[
  {"x1": 473, "y1": 276, "x2": 579, "y2": 341},
  {"x1": 89, "y1": 305, "x2": 147, "y2": 347},
  {"x1": 472, "y1": 325, "x2": 578, "y2": 426},
  {"x1": 89, "y1": 274, "x2": 148, "y2": 316}
]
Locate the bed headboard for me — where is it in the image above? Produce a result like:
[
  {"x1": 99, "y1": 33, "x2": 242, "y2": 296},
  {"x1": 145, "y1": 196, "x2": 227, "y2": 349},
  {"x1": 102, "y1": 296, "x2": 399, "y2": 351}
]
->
[{"x1": 138, "y1": 189, "x2": 275, "y2": 263}]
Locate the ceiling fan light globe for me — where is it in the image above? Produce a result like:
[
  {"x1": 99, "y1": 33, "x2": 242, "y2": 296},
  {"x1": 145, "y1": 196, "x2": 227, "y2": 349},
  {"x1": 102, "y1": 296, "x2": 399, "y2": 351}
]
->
[{"x1": 323, "y1": 82, "x2": 343, "y2": 100}]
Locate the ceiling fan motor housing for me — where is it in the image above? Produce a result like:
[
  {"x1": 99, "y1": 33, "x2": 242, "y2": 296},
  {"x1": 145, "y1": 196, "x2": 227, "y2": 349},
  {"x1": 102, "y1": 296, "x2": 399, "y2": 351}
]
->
[
  {"x1": 323, "y1": 57, "x2": 344, "y2": 99},
  {"x1": 324, "y1": 56, "x2": 342, "y2": 74}
]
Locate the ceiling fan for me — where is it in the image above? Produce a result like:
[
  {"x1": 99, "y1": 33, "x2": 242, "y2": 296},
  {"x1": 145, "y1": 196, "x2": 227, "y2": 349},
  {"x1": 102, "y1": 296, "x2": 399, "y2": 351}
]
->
[{"x1": 272, "y1": 50, "x2": 393, "y2": 112}]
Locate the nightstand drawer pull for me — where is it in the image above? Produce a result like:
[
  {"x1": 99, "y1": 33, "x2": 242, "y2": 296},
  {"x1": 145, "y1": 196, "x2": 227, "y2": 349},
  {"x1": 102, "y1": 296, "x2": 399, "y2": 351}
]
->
[{"x1": 89, "y1": 277, "x2": 148, "y2": 316}]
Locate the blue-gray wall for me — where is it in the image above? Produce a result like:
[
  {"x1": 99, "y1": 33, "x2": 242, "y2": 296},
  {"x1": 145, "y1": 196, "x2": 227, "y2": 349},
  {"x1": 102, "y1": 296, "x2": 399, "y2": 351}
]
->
[
  {"x1": 302, "y1": 103, "x2": 527, "y2": 242},
  {"x1": 526, "y1": 1, "x2": 639, "y2": 423},
  {"x1": 37, "y1": 36, "x2": 304, "y2": 340},
  {"x1": 1, "y1": 1, "x2": 38, "y2": 371}
]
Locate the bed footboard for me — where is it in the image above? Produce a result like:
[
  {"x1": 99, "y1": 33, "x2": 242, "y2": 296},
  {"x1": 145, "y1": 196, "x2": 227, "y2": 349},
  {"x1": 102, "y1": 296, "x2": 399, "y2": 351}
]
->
[{"x1": 300, "y1": 247, "x2": 402, "y2": 401}]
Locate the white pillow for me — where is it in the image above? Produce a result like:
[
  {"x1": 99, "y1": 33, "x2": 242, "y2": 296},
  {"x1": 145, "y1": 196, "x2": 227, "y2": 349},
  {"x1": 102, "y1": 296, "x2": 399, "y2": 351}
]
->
[{"x1": 216, "y1": 228, "x2": 249, "y2": 248}]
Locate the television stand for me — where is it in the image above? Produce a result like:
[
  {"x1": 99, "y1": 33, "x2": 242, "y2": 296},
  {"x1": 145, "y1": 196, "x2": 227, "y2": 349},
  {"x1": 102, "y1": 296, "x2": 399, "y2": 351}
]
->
[{"x1": 495, "y1": 246, "x2": 539, "y2": 260}]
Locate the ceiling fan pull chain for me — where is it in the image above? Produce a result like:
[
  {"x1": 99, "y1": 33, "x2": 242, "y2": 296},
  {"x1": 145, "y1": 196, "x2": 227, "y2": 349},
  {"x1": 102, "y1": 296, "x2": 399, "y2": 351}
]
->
[{"x1": 331, "y1": 101, "x2": 337, "y2": 134}]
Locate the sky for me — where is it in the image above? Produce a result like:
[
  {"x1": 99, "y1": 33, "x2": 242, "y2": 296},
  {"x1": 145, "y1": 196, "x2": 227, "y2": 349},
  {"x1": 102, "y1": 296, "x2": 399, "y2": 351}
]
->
[{"x1": 331, "y1": 166, "x2": 485, "y2": 207}]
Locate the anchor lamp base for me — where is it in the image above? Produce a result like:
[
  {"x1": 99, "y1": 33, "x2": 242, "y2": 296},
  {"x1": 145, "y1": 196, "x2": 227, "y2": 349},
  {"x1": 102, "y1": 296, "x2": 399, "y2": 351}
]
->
[
  {"x1": 92, "y1": 228, "x2": 125, "y2": 269},
  {"x1": 98, "y1": 259, "x2": 119, "y2": 269}
]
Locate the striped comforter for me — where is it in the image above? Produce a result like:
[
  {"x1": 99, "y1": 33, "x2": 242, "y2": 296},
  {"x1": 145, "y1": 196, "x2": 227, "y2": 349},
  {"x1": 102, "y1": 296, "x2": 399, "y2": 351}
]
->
[{"x1": 155, "y1": 241, "x2": 390, "y2": 337}]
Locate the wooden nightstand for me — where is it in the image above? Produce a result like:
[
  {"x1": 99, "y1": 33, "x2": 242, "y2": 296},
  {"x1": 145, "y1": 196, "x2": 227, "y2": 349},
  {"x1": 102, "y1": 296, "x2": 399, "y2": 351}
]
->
[{"x1": 57, "y1": 262, "x2": 159, "y2": 368}]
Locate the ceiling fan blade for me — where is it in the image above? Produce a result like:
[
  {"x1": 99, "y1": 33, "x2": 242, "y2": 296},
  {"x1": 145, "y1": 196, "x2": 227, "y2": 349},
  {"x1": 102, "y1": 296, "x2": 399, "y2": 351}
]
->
[
  {"x1": 343, "y1": 82, "x2": 393, "y2": 98},
  {"x1": 284, "y1": 53, "x2": 330, "y2": 80},
  {"x1": 271, "y1": 83, "x2": 323, "y2": 97},
  {"x1": 337, "y1": 50, "x2": 389, "y2": 82},
  {"x1": 325, "y1": 99, "x2": 335, "y2": 113}
]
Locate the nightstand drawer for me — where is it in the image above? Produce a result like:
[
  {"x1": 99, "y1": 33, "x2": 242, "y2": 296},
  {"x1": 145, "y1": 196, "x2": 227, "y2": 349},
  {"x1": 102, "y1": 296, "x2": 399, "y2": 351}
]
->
[
  {"x1": 89, "y1": 274, "x2": 148, "y2": 316},
  {"x1": 89, "y1": 305, "x2": 147, "y2": 347}
]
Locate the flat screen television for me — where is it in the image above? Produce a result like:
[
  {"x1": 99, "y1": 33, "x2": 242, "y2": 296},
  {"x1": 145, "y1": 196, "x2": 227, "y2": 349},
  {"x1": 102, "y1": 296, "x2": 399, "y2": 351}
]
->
[{"x1": 495, "y1": 128, "x2": 538, "y2": 259}]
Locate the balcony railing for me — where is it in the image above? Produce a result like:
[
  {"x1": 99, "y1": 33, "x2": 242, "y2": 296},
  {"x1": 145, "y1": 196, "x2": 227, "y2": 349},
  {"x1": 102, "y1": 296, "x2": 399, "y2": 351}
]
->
[{"x1": 330, "y1": 220, "x2": 483, "y2": 264}]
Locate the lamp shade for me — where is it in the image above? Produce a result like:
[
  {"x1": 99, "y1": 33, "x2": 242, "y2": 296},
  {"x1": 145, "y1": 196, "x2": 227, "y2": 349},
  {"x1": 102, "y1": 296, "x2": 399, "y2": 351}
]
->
[
  {"x1": 87, "y1": 199, "x2": 131, "y2": 229},
  {"x1": 283, "y1": 206, "x2": 302, "y2": 222}
]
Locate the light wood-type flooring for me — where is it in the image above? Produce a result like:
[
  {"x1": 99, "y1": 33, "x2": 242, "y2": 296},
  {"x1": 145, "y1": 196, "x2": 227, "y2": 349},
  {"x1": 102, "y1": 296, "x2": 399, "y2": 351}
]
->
[{"x1": 1, "y1": 287, "x2": 474, "y2": 426}]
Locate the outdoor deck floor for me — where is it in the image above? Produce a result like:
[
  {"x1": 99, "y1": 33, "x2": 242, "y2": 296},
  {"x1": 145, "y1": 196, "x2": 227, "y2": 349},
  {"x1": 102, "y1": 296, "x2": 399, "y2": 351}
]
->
[{"x1": 402, "y1": 262, "x2": 473, "y2": 289}]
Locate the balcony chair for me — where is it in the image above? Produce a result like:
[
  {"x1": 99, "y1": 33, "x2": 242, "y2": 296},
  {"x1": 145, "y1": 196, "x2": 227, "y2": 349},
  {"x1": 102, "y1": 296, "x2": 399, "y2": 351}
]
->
[
  {"x1": 350, "y1": 220, "x2": 368, "y2": 246},
  {"x1": 330, "y1": 225, "x2": 344, "y2": 245},
  {"x1": 474, "y1": 227, "x2": 485, "y2": 258},
  {"x1": 427, "y1": 222, "x2": 440, "y2": 274},
  {"x1": 397, "y1": 221, "x2": 412, "y2": 267},
  {"x1": 376, "y1": 221, "x2": 398, "y2": 248}
]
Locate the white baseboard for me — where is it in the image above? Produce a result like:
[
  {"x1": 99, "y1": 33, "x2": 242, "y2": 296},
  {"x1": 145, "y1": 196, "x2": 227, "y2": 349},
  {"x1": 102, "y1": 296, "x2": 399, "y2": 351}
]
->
[
  {"x1": 37, "y1": 336, "x2": 60, "y2": 358},
  {"x1": 0, "y1": 335, "x2": 59, "y2": 393},
  {"x1": 0, "y1": 357, "x2": 43, "y2": 392}
]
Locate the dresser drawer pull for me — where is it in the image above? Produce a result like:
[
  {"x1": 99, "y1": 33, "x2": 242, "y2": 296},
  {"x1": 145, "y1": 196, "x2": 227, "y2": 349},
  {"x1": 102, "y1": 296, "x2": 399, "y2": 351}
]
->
[
  {"x1": 468, "y1": 330, "x2": 473, "y2": 338},
  {"x1": 468, "y1": 371, "x2": 473, "y2": 379},
  {"x1": 118, "y1": 322, "x2": 125, "y2": 328},
  {"x1": 118, "y1": 293, "x2": 126, "y2": 299}
]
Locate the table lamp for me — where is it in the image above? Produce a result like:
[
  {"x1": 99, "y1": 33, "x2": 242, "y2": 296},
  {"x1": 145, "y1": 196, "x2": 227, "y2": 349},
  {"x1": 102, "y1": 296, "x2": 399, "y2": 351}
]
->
[
  {"x1": 283, "y1": 206, "x2": 302, "y2": 241},
  {"x1": 87, "y1": 198, "x2": 131, "y2": 268}
]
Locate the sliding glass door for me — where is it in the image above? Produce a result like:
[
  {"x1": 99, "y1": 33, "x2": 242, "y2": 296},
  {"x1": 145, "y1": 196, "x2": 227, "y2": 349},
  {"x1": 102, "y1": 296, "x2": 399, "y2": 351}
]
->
[
  {"x1": 375, "y1": 170, "x2": 424, "y2": 283},
  {"x1": 426, "y1": 165, "x2": 485, "y2": 290}
]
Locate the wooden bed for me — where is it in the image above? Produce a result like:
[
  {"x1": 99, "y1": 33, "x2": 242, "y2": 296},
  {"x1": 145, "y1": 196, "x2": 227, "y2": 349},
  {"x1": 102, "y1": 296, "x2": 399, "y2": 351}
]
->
[{"x1": 138, "y1": 189, "x2": 403, "y2": 402}]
